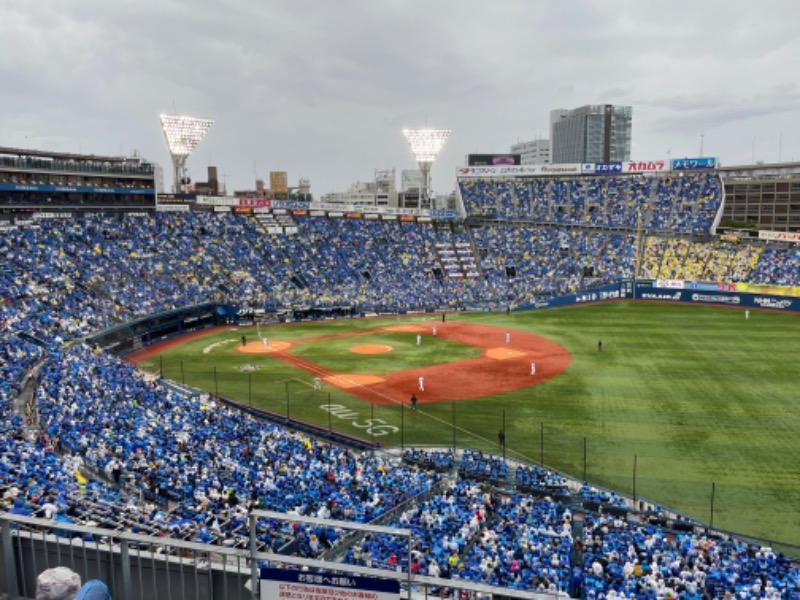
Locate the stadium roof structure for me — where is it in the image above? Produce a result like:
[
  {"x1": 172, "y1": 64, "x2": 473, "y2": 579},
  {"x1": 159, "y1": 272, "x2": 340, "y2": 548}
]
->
[
  {"x1": 0, "y1": 146, "x2": 143, "y2": 163},
  {"x1": 159, "y1": 114, "x2": 213, "y2": 193},
  {"x1": 403, "y1": 128, "x2": 450, "y2": 201}
]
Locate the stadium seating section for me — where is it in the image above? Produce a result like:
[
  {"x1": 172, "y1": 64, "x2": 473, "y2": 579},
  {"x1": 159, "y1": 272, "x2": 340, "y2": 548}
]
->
[{"x1": 2, "y1": 171, "x2": 799, "y2": 597}]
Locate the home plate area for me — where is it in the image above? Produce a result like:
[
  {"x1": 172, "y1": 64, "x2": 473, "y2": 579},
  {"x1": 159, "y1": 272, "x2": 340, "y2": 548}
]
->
[{"x1": 234, "y1": 340, "x2": 292, "y2": 354}]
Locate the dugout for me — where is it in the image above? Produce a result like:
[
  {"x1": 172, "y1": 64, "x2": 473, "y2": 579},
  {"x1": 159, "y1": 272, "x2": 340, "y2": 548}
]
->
[{"x1": 86, "y1": 302, "x2": 226, "y2": 355}]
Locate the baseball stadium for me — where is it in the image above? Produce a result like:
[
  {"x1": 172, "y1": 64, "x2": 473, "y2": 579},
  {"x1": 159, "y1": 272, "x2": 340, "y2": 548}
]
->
[{"x1": 1, "y1": 138, "x2": 799, "y2": 600}]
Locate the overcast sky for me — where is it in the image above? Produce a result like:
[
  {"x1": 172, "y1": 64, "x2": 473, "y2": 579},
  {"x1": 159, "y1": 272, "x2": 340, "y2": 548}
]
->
[{"x1": 2, "y1": 0, "x2": 800, "y2": 195}]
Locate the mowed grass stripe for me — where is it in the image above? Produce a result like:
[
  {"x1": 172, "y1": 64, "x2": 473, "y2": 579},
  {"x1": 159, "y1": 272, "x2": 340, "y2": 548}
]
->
[
  {"x1": 289, "y1": 332, "x2": 481, "y2": 373},
  {"x1": 148, "y1": 304, "x2": 800, "y2": 545}
]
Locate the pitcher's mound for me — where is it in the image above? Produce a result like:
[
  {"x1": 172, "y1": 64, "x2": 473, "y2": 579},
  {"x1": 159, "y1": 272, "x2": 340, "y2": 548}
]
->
[
  {"x1": 486, "y1": 347, "x2": 528, "y2": 360},
  {"x1": 234, "y1": 340, "x2": 292, "y2": 354},
  {"x1": 350, "y1": 344, "x2": 394, "y2": 354}
]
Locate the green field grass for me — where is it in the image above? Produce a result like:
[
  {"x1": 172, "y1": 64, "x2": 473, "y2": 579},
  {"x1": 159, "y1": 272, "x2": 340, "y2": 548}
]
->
[
  {"x1": 290, "y1": 331, "x2": 481, "y2": 373},
  {"x1": 139, "y1": 302, "x2": 800, "y2": 547}
]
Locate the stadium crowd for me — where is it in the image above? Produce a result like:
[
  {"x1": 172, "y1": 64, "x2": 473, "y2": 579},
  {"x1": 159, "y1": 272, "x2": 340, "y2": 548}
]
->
[
  {"x1": 1, "y1": 185, "x2": 800, "y2": 597},
  {"x1": 458, "y1": 173, "x2": 721, "y2": 234}
]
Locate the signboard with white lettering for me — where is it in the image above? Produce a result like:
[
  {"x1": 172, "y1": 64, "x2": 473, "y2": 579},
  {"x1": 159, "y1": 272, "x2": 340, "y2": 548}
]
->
[
  {"x1": 457, "y1": 164, "x2": 583, "y2": 178},
  {"x1": 581, "y1": 162, "x2": 623, "y2": 174},
  {"x1": 458, "y1": 160, "x2": 671, "y2": 178},
  {"x1": 670, "y1": 157, "x2": 717, "y2": 170},
  {"x1": 759, "y1": 230, "x2": 800, "y2": 243},
  {"x1": 260, "y1": 568, "x2": 400, "y2": 600},
  {"x1": 622, "y1": 160, "x2": 668, "y2": 173}
]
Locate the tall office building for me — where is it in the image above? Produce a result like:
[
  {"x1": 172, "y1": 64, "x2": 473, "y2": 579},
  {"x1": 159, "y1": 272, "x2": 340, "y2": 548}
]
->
[{"x1": 551, "y1": 105, "x2": 632, "y2": 163}]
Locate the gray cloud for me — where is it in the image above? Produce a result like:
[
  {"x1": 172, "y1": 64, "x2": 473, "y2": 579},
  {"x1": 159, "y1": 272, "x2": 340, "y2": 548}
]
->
[{"x1": 2, "y1": 0, "x2": 800, "y2": 192}]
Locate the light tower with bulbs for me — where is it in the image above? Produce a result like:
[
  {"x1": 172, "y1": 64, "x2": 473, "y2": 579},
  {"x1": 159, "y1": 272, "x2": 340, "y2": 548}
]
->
[
  {"x1": 403, "y1": 128, "x2": 450, "y2": 205},
  {"x1": 159, "y1": 114, "x2": 214, "y2": 193}
]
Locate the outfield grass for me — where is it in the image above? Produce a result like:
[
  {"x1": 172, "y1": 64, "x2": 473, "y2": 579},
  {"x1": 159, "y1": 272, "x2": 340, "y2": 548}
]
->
[{"x1": 140, "y1": 303, "x2": 800, "y2": 547}]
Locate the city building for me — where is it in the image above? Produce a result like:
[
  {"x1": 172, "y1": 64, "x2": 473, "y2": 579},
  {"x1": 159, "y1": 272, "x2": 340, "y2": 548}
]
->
[
  {"x1": 235, "y1": 176, "x2": 312, "y2": 202},
  {"x1": 433, "y1": 191, "x2": 457, "y2": 211},
  {"x1": 510, "y1": 139, "x2": 551, "y2": 165},
  {"x1": 374, "y1": 169, "x2": 397, "y2": 206},
  {"x1": 719, "y1": 161, "x2": 800, "y2": 233},
  {"x1": 400, "y1": 169, "x2": 426, "y2": 209},
  {"x1": 270, "y1": 171, "x2": 288, "y2": 198},
  {"x1": 0, "y1": 146, "x2": 157, "y2": 214},
  {"x1": 319, "y1": 181, "x2": 377, "y2": 205},
  {"x1": 551, "y1": 105, "x2": 632, "y2": 164},
  {"x1": 191, "y1": 166, "x2": 221, "y2": 196},
  {"x1": 233, "y1": 179, "x2": 270, "y2": 199},
  {"x1": 320, "y1": 170, "x2": 398, "y2": 207}
]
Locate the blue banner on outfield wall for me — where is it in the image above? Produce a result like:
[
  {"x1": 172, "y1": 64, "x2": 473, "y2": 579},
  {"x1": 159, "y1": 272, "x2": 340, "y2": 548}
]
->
[
  {"x1": 520, "y1": 282, "x2": 799, "y2": 312},
  {"x1": 518, "y1": 282, "x2": 625, "y2": 311},
  {"x1": 634, "y1": 282, "x2": 798, "y2": 311}
]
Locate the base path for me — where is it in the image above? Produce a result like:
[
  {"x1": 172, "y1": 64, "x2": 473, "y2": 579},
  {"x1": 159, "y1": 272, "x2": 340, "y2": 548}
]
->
[
  {"x1": 264, "y1": 321, "x2": 570, "y2": 406},
  {"x1": 127, "y1": 321, "x2": 571, "y2": 407},
  {"x1": 366, "y1": 321, "x2": 569, "y2": 405}
]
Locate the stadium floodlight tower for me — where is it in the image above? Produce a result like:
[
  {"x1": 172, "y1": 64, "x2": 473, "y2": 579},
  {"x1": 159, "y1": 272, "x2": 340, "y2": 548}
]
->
[
  {"x1": 403, "y1": 127, "x2": 450, "y2": 204},
  {"x1": 159, "y1": 113, "x2": 214, "y2": 193}
]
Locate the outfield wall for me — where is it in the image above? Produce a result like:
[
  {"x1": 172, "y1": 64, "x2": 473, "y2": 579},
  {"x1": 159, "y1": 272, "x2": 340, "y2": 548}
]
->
[
  {"x1": 633, "y1": 281, "x2": 800, "y2": 311},
  {"x1": 518, "y1": 280, "x2": 800, "y2": 312},
  {"x1": 93, "y1": 281, "x2": 798, "y2": 357},
  {"x1": 517, "y1": 282, "x2": 629, "y2": 311}
]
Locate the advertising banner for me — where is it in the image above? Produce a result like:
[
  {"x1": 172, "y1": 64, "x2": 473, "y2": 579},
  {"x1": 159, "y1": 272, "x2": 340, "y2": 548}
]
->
[
  {"x1": 622, "y1": 160, "x2": 668, "y2": 173},
  {"x1": 582, "y1": 162, "x2": 623, "y2": 174},
  {"x1": 635, "y1": 282, "x2": 799, "y2": 311},
  {"x1": 459, "y1": 161, "x2": 668, "y2": 178},
  {"x1": 736, "y1": 282, "x2": 800, "y2": 298},
  {"x1": 157, "y1": 193, "x2": 196, "y2": 203},
  {"x1": 239, "y1": 198, "x2": 272, "y2": 208},
  {"x1": 468, "y1": 153, "x2": 521, "y2": 166},
  {"x1": 518, "y1": 281, "x2": 799, "y2": 313},
  {"x1": 538, "y1": 164, "x2": 584, "y2": 175},
  {"x1": 273, "y1": 200, "x2": 312, "y2": 210},
  {"x1": 517, "y1": 283, "x2": 623, "y2": 311},
  {"x1": 671, "y1": 157, "x2": 717, "y2": 170},
  {"x1": 31, "y1": 212, "x2": 73, "y2": 219},
  {"x1": 155, "y1": 204, "x2": 190, "y2": 212},
  {"x1": 654, "y1": 279, "x2": 684, "y2": 289},
  {"x1": 260, "y1": 568, "x2": 399, "y2": 600},
  {"x1": 457, "y1": 164, "x2": 583, "y2": 178},
  {"x1": 428, "y1": 209, "x2": 459, "y2": 218},
  {"x1": 195, "y1": 196, "x2": 239, "y2": 206},
  {"x1": 758, "y1": 230, "x2": 800, "y2": 243},
  {"x1": 650, "y1": 280, "x2": 789, "y2": 294}
]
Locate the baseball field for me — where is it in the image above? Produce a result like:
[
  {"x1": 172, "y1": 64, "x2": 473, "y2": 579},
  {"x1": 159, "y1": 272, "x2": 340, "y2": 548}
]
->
[{"x1": 131, "y1": 301, "x2": 800, "y2": 548}]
